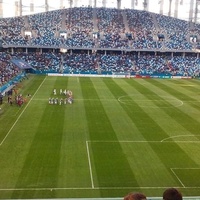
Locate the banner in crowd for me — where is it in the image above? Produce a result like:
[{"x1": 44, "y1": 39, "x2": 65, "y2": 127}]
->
[{"x1": 10, "y1": 59, "x2": 33, "y2": 69}]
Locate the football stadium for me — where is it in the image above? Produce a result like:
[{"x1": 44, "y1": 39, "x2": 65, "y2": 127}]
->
[{"x1": 0, "y1": 0, "x2": 200, "y2": 199}]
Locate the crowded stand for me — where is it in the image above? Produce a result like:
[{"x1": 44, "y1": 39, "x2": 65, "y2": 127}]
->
[
  {"x1": 0, "y1": 7, "x2": 198, "y2": 51},
  {"x1": 125, "y1": 9, "x2": 158, "y2": 50},
  {"x1": 0, "y1": 51, "x2": 199, "y2": 78},
  {"x1": 0, "y1": 52, "x2": 21, "y2": 87},
  {"x1": 11, "y1": 51, "x2": 60, "y2": 73},
  {"x1": 96, "y1": 8, "x2": 129, "y2": 49},
  {"x1": 0, "y1": 7, "x2": 200, "y2": 93},
  {"x1": 0, "y1": 16, "x2": 27, "y2": 46},
  {"x1": 61, "y1": 52, "x2": 98, "y2": 74},
  {"x1": 99, "y1": 53, "x2": 134, "y2": 74},
  {"x1": 134, "y1": 53, "x2": 198, "y2": 76},
  {"x1": 63, "y1": 7, "x2": 95, "y2": 48},
  {"x1": 27, "y1": 10, "x2": 63, "y2": 47},
  {"x1": 155, "y1": 14, "x2": 193, "y2": 51},
  {"x1": 165, "y1": 31, "x2": 192, "y2": 50}
]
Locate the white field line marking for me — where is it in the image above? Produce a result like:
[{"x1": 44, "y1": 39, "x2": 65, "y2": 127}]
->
[
  {"x1": 31, "y1": 98, "x2": 200, "y2": 109},
  {"x1": 32, "y1": 98, "x2": 200, "y2": 102},
  {"x1": 161, "y1": 135, "x2": 200, "y2": 142},
  {"x1": 170, "y1": 168, "x2": 185, "y2": 188},
  {"x1": 87, "y1": 140, "x2": 200, "y2": 143},
  {"x1": 86, "y1": 141, "x2": 94, "y2": 188},
  {"x1": 118, "y1": 95, "x2": 183, "y2": 108},
  {"x1": 0, "y1": 76, "x2": 47, "y2": 147},
  {"x1": 1, "y1": 186, "x2": 200, "y2": 191},
  {"x1": 32, "y1": 98, "x2": 117, "y2": 101},
  {"x1": 172, "y1": 168, "x2": 200, "y2": 169},
  {"x1": 32, "y1": 98, "x2": 199, "y2": 103}
]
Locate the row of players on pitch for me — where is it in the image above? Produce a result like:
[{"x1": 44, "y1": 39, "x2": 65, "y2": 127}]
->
[
  {"x1": 48, "y1": 97, "x2": 73, "y2": 105},
  {"x1": 53, "y1": 88, "x2": 72, "y2": 96},
  {"x1": 49, "y1": 89, "x2": 73, "y2": 105}
]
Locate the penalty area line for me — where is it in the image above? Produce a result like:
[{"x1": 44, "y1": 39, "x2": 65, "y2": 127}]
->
[
  {"x1": 170, "y1": 168, "x2": 185, "y2": 188},
  {"x1": 86, "y1": 141, "x2": 95, "y2": 188}
]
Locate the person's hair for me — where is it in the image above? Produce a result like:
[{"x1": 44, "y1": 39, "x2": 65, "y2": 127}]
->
[
  {"x1": 163, "y1": 188, "x2": 182, "y2": 200},
  {"x1": 124, "y1": 192, "x2": 147, "y2": 200}
]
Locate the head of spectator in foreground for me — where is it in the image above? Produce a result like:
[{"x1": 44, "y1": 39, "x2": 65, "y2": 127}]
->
[
  {"x1": 163, "y1": 188, "x2": 182, "y2": 200},
  {"x1": 124, "y1": 192, "x2": 147, "y2": 200}
]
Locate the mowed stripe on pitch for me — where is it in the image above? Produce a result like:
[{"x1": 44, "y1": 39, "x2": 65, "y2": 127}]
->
[{"x1": 80, "y1": 77, "x2": 139, "y2": 188}]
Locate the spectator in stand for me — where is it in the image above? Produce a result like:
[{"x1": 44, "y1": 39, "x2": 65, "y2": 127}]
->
[
  {"x1": 163, "y1": 188, "x2": 182, "y2": 200},
  {"x1": 0, "y1": 52, "x2": 21, "y2": 87},
  {"x1": 124, "y1": 192, "x2": 147, "y2": 200}
]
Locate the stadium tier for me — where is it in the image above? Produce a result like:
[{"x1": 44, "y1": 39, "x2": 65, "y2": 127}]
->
[{"x1": 0, "y1": 7, "x2": 199, "y2": 51}]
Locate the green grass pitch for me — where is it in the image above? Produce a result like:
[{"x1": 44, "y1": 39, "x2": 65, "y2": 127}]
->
[{"x1": 0, "y1": 75, "x2": 200, "y2": 199}]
